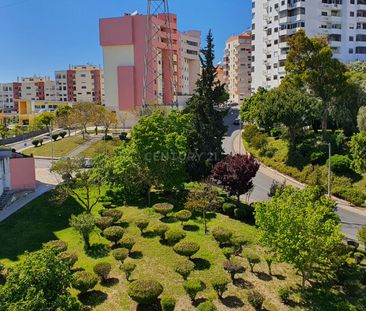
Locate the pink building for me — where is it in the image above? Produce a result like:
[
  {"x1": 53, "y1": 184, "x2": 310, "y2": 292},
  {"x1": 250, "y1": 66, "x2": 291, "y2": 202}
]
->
[{"x1": 99, "y1": 13, "x2": 201, "y2": 112}]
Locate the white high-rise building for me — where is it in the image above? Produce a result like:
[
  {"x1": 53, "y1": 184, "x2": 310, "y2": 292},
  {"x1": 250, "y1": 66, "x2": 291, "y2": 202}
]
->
[{"x1": 251, "y1": 0, "x2": 366, "y2": 91}]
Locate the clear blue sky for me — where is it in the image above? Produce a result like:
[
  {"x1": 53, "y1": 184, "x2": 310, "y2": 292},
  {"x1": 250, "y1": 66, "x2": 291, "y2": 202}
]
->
[{"x1": 0, "y1": 0, "x2": 251, "y2": 82}]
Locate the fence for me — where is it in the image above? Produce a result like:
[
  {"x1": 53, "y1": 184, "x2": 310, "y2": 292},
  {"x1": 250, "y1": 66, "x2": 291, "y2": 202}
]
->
[{"x1": 0, "y1": 128, "x2": 48, "y2": 145}]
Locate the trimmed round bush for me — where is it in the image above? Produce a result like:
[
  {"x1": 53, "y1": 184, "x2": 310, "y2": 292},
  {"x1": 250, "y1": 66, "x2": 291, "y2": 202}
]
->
[
  {"x1": 51, "y1": 133, "x2": 59, "y2": 141},
  {"x1": 100, "y1": 209, "x2": 123, "y2": 223},
  {"x1": 103, "y1": 226, "x2": 124, "y2": 246},
  {"x1": 244, "y1": 251, "x2": 261, "y2": 273},
  {"x1": 165, "y1": 229, "x2": 186, "y2": 245},
  {"x1": 128, "y1": 280, "x2": 163, "y2": 305},
  {"x1": 183, "y1": 279, "x2": 205, "y2": 301},
  {"x1": 119, "y1": 132, "x2": 128, "y2": 141},
  {"x1": 112, "y1": 248, "x2": 129, "y2": 262},
  {"x1": 211, "y1": 275, "x2": 230, "y2": 299},
  {"x1": 173, "y1": 241, "x2": 200, "y2": 259},
  {"x1": 222, "y1": 247, "x2": 235, "y2": 259},
  {"x1": 222, "y1": 203, "x2": 236, "y2": 216},
  {"x1": 310, "y1": 151, "x2": 327, "y2": 165},
  {"x1": 231, "y1": 235, "x2": 248, "y2": 255},
  {"x1": 278, "y1": 286, "x2": 292, "y2": 304},
  {"x1": 32, "y1": 139, "x2": 39, "y2": 147},
  {"x1": 95, "y1": 216, "x2": 114, "y2": 230},
  {"x1": 161, "y1": 296, "x2": 176, "y2": 311},
  {"x1": 223, "y1": 259, "x2": 245, "y2": 280},
  {"x1": 72, "y1": 271, "x2": 98, "y2": 293},
  {"x1": 58, "y1": 251, "x2": 78, "y2": 267},
  {"x1": 175, "y1": 259, "x2": 195, "y2": 280},
  {"x1": 135, "y1": 219, "x2": 149, "y2": 233},
  {"x1": 102, "y1": 135, "x2": 113, "y2": 141},
  {"x1": 327, "y1": 154, "x2": 353, "y2": 175},
  {"x1": 153, "y1": 223, "x2": 170, "y2": 239},
  {"x1": 120, "y1": 262, "x2": 136, "y2": 281},
  {"x1": 93, "y1": 262, "x2": 112, "y2": 281},
  {"x1": 44, "y1": 240, "x2": 68, "y2": 254},
  {"x1": 153, "y1": 203, "x2": 174, "y2": 218},
  {"x1": 59, "y1": 131, "x2": 67, "y2": 138},
  {"x1": 248, "y1": 290, "x2": 264, "y2": 310},
  {"x1": 175, "y1": 210, "x2": 192, "y2": 224},
  {"x1": 354, "y1": 252, "x2": 365, "y2": 265},
  {"x1": 197, "y1": 301, "x2": 217, "y2": 311},
  {"x1": 212, "y1": 227, "x2": 232, "y2": 247},
  {"x1": 120, "y1": 237, "x2": 136, "y2": 252}
]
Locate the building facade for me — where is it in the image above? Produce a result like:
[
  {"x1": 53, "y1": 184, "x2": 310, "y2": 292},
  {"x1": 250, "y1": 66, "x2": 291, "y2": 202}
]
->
[
  {"x1": 99, "y1": 13, "x2": 201, "y2": 112},
  {"x1": 251, "y1": 0, "x2": 366, "y2": 90},
  {"x1": 224, "y1": 32, "x2": 252, "y2": 103}
]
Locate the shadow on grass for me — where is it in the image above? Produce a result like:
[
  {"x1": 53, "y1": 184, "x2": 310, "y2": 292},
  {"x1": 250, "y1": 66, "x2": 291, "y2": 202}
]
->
[
  {"x1": 101, "y1": 277, "x2": 119, "y2": 287},
  {"x1": 192, "y1": 258, "x2": 211, "y2": 270},
  {"x1": 136, "y1": 301, "x2": 162, "y2": 311},
  {"x1": 130, "y1": 251, "x2": 143, "y2": 259},
  {"x1": 160, "y1": 217, "x2": 178, "y2": 224},
  {"x1": 255, "y1": 272, "x2": 273, "y2": 281},
  {"x1": 221, "y1": 295, "x2": 244, "y2": 308},
  {"x1": 273, "y1": 274, "x2": 286, "y2": 280},
  {"x1": 142, "y1": 231, "x2": 157, "y2": 238},
  {"x1": 78, "y1": 290, "x2": 108, "y2": 307},
  {"x1": 0, "y1": 192, "x2": 84, "y2": 261},
  {"x1": 193, "y1": 297, "x2": 207, "y2": 307},
  {"x1": 183, "y1": 224, "x2": 200, "y2": 232},
  {"x1": 117, "y1": 221, "x2": 130, "y2": 229},
  {"x1": 85, "y1": 243, "x2": 110, "y2": 259},
  {"x1": 233, "y1": 278, "x2": 253, "y2": 289}
]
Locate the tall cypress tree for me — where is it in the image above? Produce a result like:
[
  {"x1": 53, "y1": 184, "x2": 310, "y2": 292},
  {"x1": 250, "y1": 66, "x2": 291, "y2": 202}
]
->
[{"x1": 184, "y1": 30, "x2": 227, "y2": 180}]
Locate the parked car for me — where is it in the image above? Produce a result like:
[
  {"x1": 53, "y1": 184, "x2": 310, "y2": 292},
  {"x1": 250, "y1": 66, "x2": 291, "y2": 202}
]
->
[
  {"x1": 233, "y1": 118, "x2": 241, "y2": 126},
  {"x1": 82, "y1": 158, "x2": 93, "y2": 169}
]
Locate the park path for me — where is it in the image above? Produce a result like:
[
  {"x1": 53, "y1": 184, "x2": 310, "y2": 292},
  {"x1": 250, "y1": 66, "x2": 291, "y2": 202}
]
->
[{"x1": 65, "y1": 135, "x2": 100, "y2": 158}]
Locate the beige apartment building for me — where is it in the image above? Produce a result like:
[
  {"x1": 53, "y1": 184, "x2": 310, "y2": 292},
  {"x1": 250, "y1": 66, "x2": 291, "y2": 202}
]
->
[{"x1": 224, "y1": 32, "x2": 252, "y2": 104}]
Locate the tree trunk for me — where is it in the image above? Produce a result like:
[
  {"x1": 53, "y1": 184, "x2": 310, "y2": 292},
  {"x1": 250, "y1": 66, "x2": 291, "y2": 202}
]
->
[
  {"x1": 67, "y1": 128, "x2": 71, "y2": 137},
  {"x1": 147, "y1": 187, "x2": 151, "y2": 207},
  {"x1": 322, "y1": 109, "x2": 328, "y2": 141},
  {"x1": 289, "y1": 127, "x2": 296, "y2": 148},
  {"x1": 83, "y1": 234, "x2": 90, "y2": 249},
  {"x1": 301, "y1": 270, "x2": 307, "y2": 290},
  {"x1": 203, "y1": 211, "x2": 207, "y2": 234},
  {"x1": 95, "y1": 126, "x2": 98, "y2": 135}
]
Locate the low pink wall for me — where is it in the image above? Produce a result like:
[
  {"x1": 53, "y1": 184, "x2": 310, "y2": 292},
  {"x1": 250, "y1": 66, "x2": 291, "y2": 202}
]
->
[
  {"x1": 10, "y1": 158, "x2": 36, "y2": 191},
  {"x1": 118, "y1": 66, "x2": 135, "y2": 110}
]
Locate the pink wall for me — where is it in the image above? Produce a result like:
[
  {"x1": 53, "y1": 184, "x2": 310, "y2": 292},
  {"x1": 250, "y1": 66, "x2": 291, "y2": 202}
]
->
[
  {"x1": 118, "y1": 66, "x2": 135, "y2": 110},
  {"x1": 10, "y1": 158, "x2": 36, "y2": 191},
  {"x1": 99, "y1": 17, "x2": 133, "y2": 46}
]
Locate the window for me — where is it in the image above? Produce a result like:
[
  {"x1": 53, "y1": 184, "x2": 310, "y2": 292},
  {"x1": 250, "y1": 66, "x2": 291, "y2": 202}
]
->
[
  {"x1": 350, "y1": 36, "x2": 354, "y2": 41},
  {"x1": 351, "y1": 11, "x2": 355, "y2": 16},
  {"x1": 349, "y1": 48, "x2": 354, "y2": 53},
  {"x1": 356, "y1": 34, "x2": 366, "y2": 41},
  {"x1": 356, "y1": 46, "x2": 366, "y2": 53},
  {"x1": 322, "y1": 11, "x2": 328, "y2": 16},
  {"x1": 351, "y1": 0, "x2": 355, "y2": 3},
  {"x1": 329, "y1": 34, "x2": 341, "y2": 41}
]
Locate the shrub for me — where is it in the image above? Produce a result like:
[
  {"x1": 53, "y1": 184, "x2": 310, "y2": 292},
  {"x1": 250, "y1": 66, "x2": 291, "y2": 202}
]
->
[
  {"x1": 161, "y1": 296, "x2": 176, "y2": 311},
  {"x1": 223, "y1": 259, "x2": 245, "y2": 280},
  {"x1": 245, "y1": 251, "x2": 261, "y2": 273},
  {"x1": 175, "y1": 259, "x2": 195, "y2": 280},
  {"x1": 153, "y1": 223, "x2": 170, "y2": 239},
  {"x1": 358, "y1": 225, "x2": 366, "y2": 247},
  {"x1": 222, "y1": 203, "x2": 236, "y2": 216},
  {"x1": 72, "y1": 271, "x2": 98, "y2": 293},
  {"x1": 211, "y1": 275, "x2": 230, "y2": 299},
  {"x1": 59, "y1": 131, "x2": 67, "y2": 138},
  {"x1": 242, "y1": 124, "x2": 260, "y2": 144},
  {"x1": 153, "y1": 203, "x2": 174, "y2": 218},
  {"x1": 248, "y1": 290, "x2": 264, "y2": 310},
  {"x1": 165, "y1": 229, "x2": 186, "y2": 245},
  {"x1": 112, "y1": 248, "x2": 129, "y2": 262},
  {"x1": 251, "y1": 133, "x2": 268, "y2": 151},
  {"x1": 270, "y1": 127, "x2": 282, "y2": 139},
  {"x1": 102, "y1": 135, "x2": 113, "y2": 141},
  {"x1": 264, "y1": 149, "x2": 275, "y2": 158},
  {"x1": 234, "y1": 207, "x2": 250, "y2": 221},
  {"x1": 58, "y1": 251, "x2": 78, "y2": 267},
  {"x1": 327, "y1": 155, "x2": 353, "y2": 175},
  {"x1": 173, "y1": 241, "x2": 200, "y2": 259},
  {"x1": 32, "y1": 139, "x2": 39, "y2": 147},
  {"x1": 135, "y1": 219, "x2": 149, "y2": 233},
  {"x1": 103, "y1": 226, "x2": 124, "y2": 246},
  {"x1": 175, "y1": 210, "x2": 192, "y2": 225},
  {"x1": 278, "y1": 287, "x2": 291, "y2": 304},
  {"x1": 119, "y1": 132, "x2": 128, "y2": 141},
  {"x1": 39, "y1": 138, "x2": 43, "y2": 145},
  {"x1": 268, "y1": 180, "x2": 286, "y2": 198},
  {"x1": 128, "y1": 280, "x2": 163, "y2": 305},
  {"x1": 93, "y1": 262, "x2": 112, "y2": 281},
  {"x1": 310, "y1": 151, "x2": 327, "y2": 165},
  {"x1": 183, "y1": 279, "x2": 205, "y2": 302},
  {"x1": 95, "y1": 216, "x2": 114, "y2": 230},
  {"x1": 120, "y1": 237, "x2": 136, "y2": 252},
  {"x1": 212, "y1": 227, "x2": 232, "y2": 247},
  {"x1": 222, "y1": 247, "x2": 235, "y2": 259},
  {"x1": 333, "y1": 187, "x2": 366, "y2": 206},
  {"x1": 51, "y1": 133, "x2": 59, "y2": 141},
  {"x1": 231, "y1": 235, "x2": 248, "y2": 256},
  {"x1": 197, "y1": 301, "x2": 217, "y2": 311},
  {"x1": 354, "y1": 252, "x2": 364, "y2": 265},
  {"x1": 100, "y1": 209, "x2": 123, "y2": 223},
  {"x1": 120, "y1": 262, "x2": 136, "y2": 281},
  {"x1": 265, "y1": 255, "x2": 274, "y2": 275},
  {"x1": 44, "y1": 240, "x2": 68, "y2": 254}
]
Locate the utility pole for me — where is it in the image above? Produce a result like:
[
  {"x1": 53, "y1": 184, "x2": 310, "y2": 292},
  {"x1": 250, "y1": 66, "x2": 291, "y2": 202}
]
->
[{"x1": 328, "y1": 142, "x2": 331, "y2": 197}]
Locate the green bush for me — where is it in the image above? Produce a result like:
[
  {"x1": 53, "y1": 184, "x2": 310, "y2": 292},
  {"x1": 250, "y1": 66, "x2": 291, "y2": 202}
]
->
[
  {"x1": 44, "y1": 240, "x2": 68, "y2": 254},
  {"x1": 51, "y1": 133, "x2": 59, "y2": 141},
  {"x1": 175, "y1": 210, "x2": 192, "y2": 224},
  {"x1": 161, "y1": 296, "x2": 176, "y2": 311},
  {"x1": 242, "y1": 124, "x2": 260, "y2": 144},
  {"x1": 103, "y1": 226, "x2": 124, "y2": 246},
  {"x1": 212, "y1": 227, "x2": 232, "y2": 247},
  {"x1": 120, "y1": 262, "x2": 136, "y2": 281},
  {"x1": 32, "y1": 139, "x2": 39, "y2": 147},
  {"x1": 354, "y1": 252, "x2": 364, "y2": 265},
  {"x1": 93, "y1": 262, "x2": 112, "y2": 281},
  {"x1": 278, "y1": 287, "x2": 291, "y2": 304},
  {"x1": 39, "y1": 138, "x2": 43, "y2": 145},
  {"x1": 175, "y1": 259, "x2": 194, "y2": 280},
  {"x1": 112, "y1": 248, "x2": 129, "y2": 262},
  {"x1": 153, "y1": 203, "x2": 174, "y2": 218},
  {"x1": 72, "y1": 271, "x2": 98, "y2": 293},
  {"x1": 265, "y1": 255, "x2": 274, "y2": 275},
  {"x1": 120, "y1": 237, "x2": 136, "y2": 252},
  {"x1": 183, "y1": 279, "x2": 205, "y2": 301},
  {"x1": 128, "y1": 280, "x2": 163, "y2": 305},
  {"x1": 264, "y1": 149, "x2": 275, "y2": 158},
  {"x1": 153, "y1": 223, "x2": 170, "y2": 239},
  {"x1": 102, "y1": 135, "x2": 113, "y2": 141},
  {"x1": 197, "y1": 301, "x2": 217, "y2": 311},
  {"x1": 135, "y1": 219, "x2": 149, "y2": 233},
  {"x1": 270, "y1": 128, "x2": 282, "y2": 139},
  {"x1": 310, "y1": 151, "x2": 327, "y2": 165},
  {"x1": 244, "y1": 251, "x2": 261, "y2": 273},
  {"x1": 59, "y1": 131, "x2": 67, "y2": 138},
  {"x1": 211, "y1": 275, "x2": 230, "y2": 299},
  {"x1": 333, "y1": 187, "x2": 366, "y2": 206},
  {"x1": 100, "y1": 209, "x2": 123, "y2": 223},
  {"x1": 173, "y1": 241, "x2": 200, "y2": 259},
  {"x1": 95, "y1": 216, "x2": 114, "y2": 230},
  {"x1": 223, "y1": 259, "x2": 245, "y2": 280},
  {"x1": 119, "y1": 132, "x2": 128, "y2": 141},
  {"x1": 222, "y1": 247, "x2": 235, "y2": 259},
  {"x1": 248, "y1": 290, "x2": 264, "y2": 310},
  {"x1": 222, "y1": 203, "x2": 236, "y2": 216},
  {"x1": 165, "y1": 229, "x2": 186, "y2": 245},
  {"x1": 231, "y1": 235, "x2": 248, "y2": 256},
  {"x1": 251, "y1": 133, "x2": 268, "y2": 150},
  {"x1": 58, "y1": 251, "x2": 78, "y2": 267},
  {"x1": 327, "y1": 154, "x2": 353, "y2": 175}
]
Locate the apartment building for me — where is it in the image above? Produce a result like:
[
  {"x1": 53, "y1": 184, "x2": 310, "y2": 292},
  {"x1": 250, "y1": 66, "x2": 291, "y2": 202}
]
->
[
  {"x1": 55, "y1": 65, "x2": 104, "y2": 105},
  {"x1": 216, "y1": 64, "x2": 226, "y2": 85},
  {"x1": 251, "y1": 0, "x2": 366, "y2": 91},
  {"x1": 224, "y1": 32, "x2": 252, "y2": 103},
  {"x1": 0, "y1": 83, "x2": 17, "y2": 113},
  {"x1": 99, "y1": 13, "x2": 201, "y2": 112}
]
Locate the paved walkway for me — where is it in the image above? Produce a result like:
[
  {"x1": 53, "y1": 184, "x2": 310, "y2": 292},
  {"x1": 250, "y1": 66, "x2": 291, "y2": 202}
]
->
[{"x1": 66, "y1": 136, "x2": 100, "y2": 158}]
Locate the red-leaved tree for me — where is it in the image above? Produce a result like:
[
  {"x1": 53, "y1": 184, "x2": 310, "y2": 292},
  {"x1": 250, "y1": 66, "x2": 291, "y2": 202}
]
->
[{"x1": 211, "y1": 154, "x2": 260, "y2": 203}]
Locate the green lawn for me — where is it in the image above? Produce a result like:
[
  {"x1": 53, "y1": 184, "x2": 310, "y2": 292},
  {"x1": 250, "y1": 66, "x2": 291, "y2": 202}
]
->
[
  {"x1": 79, "y1": 138, "x2": 122, "y2": 158},
  {"x1": 22, "y1": 135, "x2": 85, "y2": 157}
]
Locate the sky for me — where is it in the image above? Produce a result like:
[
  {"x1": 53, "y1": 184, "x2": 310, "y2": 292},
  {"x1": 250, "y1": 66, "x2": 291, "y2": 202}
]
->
[{"x1": 0, "y1": 0, "x2": 251, "y2": 82}]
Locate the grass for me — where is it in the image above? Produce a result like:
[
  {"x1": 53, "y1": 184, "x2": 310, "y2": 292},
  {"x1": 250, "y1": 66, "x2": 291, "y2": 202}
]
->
[
  {"x1": 22, "y1": 135, "x2": 86, "y2": 157},
  {"x1": 79, "y1": 138, "x2": 122, "y2": 158}
]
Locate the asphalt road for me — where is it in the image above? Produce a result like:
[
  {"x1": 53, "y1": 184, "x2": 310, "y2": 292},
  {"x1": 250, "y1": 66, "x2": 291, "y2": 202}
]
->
[{"x1": 223, "y1": 107, "x2": 366, "y2": 241}]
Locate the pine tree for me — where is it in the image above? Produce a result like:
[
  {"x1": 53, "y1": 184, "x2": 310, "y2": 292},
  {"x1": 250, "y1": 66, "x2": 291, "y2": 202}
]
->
[{"x1": 184, "y1": 30, "x2": 227, "y2": 180}]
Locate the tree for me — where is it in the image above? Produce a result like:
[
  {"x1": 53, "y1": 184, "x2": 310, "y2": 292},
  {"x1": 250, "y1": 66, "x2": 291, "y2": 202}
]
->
[
  {"x1": 34, "y1": 111, "x2": 55, "y2": 132},
  {"x1": 69, "y1": 213, "x2": 95, "y2": 249},
  {"x1": 184, "y1": 30, "x2": 227, "y2": 179},
  {"x1": 128, "y1": 280, "x2": 164, "y2": 305},
  {"x1": 100, "y1": 108, "x2": 117, "y2": 136},
  {"x1": 0, "y1": 247, "x2": 80, "y2": 311},
  {"x1": 349, "y1": 132, "x2": 366, "y2": 174},
  {"x1": 0, "y1": 124, "x2": 9, "y2": 140},
  {"x1": 255, "y1": 186, "x2": 344, "y2": 289},
  {"x1": 348, "y1": 61, "x2": 366, "y2": 73},
  {"x1": 185, "y1": 183, "x2": 221, "y2": 234},
  {"x1": 357, "y1": 106, "x2": 366, "y2": 132},
  {"x1": 72, "y1": 102, "x2": 95, "y2": 139},
  {"x1": 91, "y1": 105, "x2": 104, "y2": 135},
  {"x1": 51, "y1": 157, "x2": 103, "y2": 213},
  {"x1": 211, "y1": 154, "x2": 259, "y2": 203},
  {"x1": 55, "y1": 105, "x2": 73, "y2": 136},
  {"x1": 285, "y1": 30, "x2": 347, "y2": 140},
  {"x1": 357, "y1": 225, "x2": 366, "y2": 247}
]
